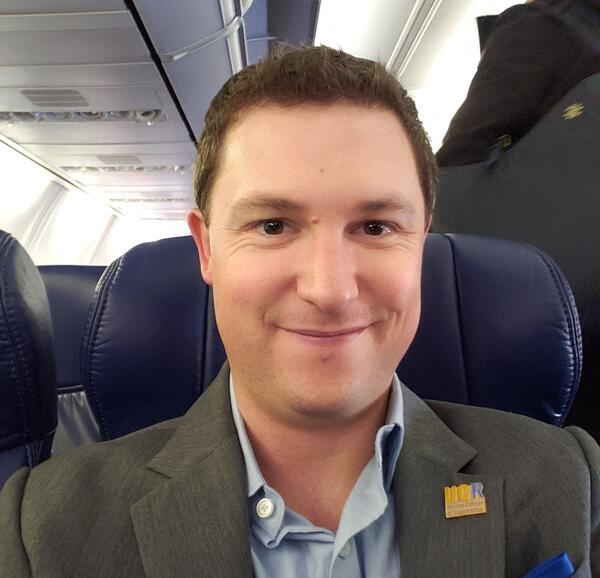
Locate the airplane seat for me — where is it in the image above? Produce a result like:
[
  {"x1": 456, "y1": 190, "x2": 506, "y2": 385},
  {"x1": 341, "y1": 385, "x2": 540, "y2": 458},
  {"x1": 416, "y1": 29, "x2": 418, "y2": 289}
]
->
[
  {"x1": 399, "y1": 234, "x2": 581, "y2": 425},
  {"x1": 0, "y1": 230, "x2": 57, "y2": 487},
  {"x1": 38, "y1": 265, "x2": 105, "y2": 454},
  {"x1": 81, "y1": 235, "x2": 225, "y2": 441},
  {"x1": 76, "y1": 233, "x2": 580, "y2": 443},
  {"x1": 433, "y1": 71, "x2": 600, "y2": 438}
]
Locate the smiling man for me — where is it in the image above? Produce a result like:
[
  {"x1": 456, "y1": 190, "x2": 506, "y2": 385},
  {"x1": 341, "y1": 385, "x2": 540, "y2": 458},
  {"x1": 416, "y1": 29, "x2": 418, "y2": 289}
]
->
[
  {"x1": 1, "y1": 46, "x2": 599, "y2": 578},
  {"x1": 188, "y1": 101, "x2": 426, "y2": 560}
]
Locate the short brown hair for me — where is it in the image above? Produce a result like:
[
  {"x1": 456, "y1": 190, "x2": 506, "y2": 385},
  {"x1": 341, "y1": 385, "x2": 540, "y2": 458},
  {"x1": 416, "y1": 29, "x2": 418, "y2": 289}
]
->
[{"x1": 194, "y1": 45, "x2": 437, "y2": 223}]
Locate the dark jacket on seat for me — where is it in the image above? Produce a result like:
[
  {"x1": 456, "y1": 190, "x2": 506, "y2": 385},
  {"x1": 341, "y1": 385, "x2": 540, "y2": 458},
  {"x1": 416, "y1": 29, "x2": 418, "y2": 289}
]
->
[{"x1": 436, "y1": 0, "x2": 600, "y2": 166}]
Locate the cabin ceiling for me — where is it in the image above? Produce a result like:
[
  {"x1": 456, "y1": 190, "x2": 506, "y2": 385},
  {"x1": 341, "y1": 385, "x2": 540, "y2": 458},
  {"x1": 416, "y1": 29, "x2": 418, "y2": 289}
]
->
[
  {"x1": 1, "y1": 0, "x2": 471, "y2": 222},
  {"x1": 0, "y1": 0, "x2": 519, "y2": 226},
  {"x1": 0, "y1": 0, "x2": 318, "y2": 220}
]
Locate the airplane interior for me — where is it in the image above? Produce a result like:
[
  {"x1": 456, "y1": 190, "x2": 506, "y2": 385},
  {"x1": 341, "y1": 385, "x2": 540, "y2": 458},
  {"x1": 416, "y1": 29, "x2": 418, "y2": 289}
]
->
[{"x1": 1, "y1": 0, "x2": 599, "y2": 490}]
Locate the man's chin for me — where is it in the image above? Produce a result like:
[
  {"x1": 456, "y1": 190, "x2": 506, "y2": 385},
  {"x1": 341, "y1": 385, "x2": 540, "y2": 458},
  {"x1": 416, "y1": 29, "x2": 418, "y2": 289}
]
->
[
  {"x1": 282, "y1": 395, "x2": 364, "y2": 427},
  {"x1": 281, "y1": 355, "x2": 366, "y2": 384}
]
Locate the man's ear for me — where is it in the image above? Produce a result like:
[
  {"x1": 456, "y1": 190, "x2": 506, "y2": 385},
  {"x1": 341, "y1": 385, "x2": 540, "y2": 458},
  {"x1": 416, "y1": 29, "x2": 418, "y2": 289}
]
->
[{"x1": 187, "y1": 208, "x2": 213, "y2": 285}]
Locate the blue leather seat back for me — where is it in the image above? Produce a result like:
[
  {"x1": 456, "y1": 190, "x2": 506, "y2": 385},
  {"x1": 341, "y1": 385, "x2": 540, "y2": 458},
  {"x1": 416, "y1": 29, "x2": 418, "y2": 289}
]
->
[
  {"x1": 38, "y1": 265, "x2": 105, "y2": 391},
  {"x1": 38, "y1": 265, "x2": 105, "y2": 453},
  {"x1": 80, "y1": 233, "x2": 581, "y2": 441},
  {"x1": 398, "y1": 234, "x2": 581, "y2": 424},
  {"x1": 82, "y1": 236, "x2": 225, "y2": 441},
  {"x1": 0, "y1": 231, "x2": 57, "y2": 486}
]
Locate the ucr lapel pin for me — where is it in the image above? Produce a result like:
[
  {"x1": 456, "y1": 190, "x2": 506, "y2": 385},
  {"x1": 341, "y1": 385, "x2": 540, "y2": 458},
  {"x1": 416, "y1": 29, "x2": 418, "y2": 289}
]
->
[{"x1": 444, "y1": 482, "x2": 487, "y2": 519}]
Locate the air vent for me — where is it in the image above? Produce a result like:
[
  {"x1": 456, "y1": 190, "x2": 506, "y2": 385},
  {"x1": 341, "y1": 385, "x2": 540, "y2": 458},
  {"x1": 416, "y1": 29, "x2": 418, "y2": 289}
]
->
[
  {"x1": 97, "y1": 155, "x2": 143, "y2": 165},
  {"x1": 20, "y1": 89, "x2": 89, "y2": 108},
  {"x1": 0, "y1": 110, "x2": 166, "y2": 124},
  {"x1": 62, "y1": 164, "x2": 190, "y2": 173}
]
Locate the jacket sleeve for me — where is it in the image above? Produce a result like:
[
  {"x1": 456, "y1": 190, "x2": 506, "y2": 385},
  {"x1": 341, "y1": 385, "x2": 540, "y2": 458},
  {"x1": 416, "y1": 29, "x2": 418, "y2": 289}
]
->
[
  {"x1": 565, "y1": 426, "x2": 600, "y2": 576},
  {"x1": 0, "y1": 468, "x2": 33, "y2": 578}
]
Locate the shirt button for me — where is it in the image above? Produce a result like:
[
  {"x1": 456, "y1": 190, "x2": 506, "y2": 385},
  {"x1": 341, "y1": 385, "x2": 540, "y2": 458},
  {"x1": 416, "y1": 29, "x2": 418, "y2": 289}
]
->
[
  {"x1": 339, "y1": 541, "x2": 352, "y2": 558},
  {"x1": 256, "y1": 498, "x2": 274, "y2": 519}
]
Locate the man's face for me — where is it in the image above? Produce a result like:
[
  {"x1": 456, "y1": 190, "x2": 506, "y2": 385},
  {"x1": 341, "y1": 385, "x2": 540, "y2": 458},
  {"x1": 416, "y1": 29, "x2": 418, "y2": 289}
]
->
[{"x1": 189, "y1": 103, "x2": 429, "y2": 427}]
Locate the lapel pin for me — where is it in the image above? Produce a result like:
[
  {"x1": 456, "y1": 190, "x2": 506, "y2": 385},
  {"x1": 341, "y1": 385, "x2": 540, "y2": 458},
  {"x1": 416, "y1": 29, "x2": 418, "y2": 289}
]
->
[
  {"x1": 563, "y1": 102, "x2": 584, "y2": 120},
  {"x1": 444, "y1": 482, "x2": 487, "y2": 519}
]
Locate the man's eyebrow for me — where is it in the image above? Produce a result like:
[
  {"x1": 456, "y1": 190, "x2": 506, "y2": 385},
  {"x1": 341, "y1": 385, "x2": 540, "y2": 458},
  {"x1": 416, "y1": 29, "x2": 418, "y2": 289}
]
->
[
  {"x1": 229, "y1": 195, "x2": 304, "y2": 217},
  {"x1": 353, "y1": 196, "x2": 417, "y2": 214}
]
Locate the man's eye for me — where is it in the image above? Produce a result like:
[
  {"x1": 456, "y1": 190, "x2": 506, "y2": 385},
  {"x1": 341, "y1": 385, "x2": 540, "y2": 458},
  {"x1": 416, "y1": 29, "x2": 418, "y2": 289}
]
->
[
  {"x1": 363, "y1": 221, "x2": 391, "y2": 236},
  {"x1": 258, "y1": 220, "x2": 285, "y2": 235}
]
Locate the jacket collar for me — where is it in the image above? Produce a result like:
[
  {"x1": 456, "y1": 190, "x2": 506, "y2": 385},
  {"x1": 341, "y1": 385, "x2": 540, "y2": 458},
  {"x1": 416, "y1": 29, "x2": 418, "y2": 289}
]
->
[
  {"x1": 130, "y1": 368, "x2": 505, "y2": 578},
  {"x1": 130, "y1": 364, "x2": 253, "y2": 578},
  {"x1": 394, "y1": 385, "x2": 505, "y2": 577}
]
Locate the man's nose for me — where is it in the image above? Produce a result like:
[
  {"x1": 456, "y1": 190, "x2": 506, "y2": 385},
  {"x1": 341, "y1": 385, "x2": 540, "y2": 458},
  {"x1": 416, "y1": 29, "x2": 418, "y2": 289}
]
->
[{"x1": 295, "y1": 233, "x2": 359, "y2": 314}]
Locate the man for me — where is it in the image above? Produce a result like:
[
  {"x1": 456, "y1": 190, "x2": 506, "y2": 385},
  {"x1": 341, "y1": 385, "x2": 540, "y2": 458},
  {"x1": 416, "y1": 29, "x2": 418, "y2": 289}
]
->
[
  {"x1": 0, "y1": 46, "x2": 598, "y2": 578},
  {"x1": 436, "y1": 0, "x2": 600, "y2": 166}
]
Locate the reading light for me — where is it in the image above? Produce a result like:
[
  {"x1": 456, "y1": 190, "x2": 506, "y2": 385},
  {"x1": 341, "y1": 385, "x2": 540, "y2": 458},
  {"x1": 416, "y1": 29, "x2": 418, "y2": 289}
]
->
[
  {"x1": 61, "y1": 165, "x2": 191, "y2": 174},
  {"x1": 0, "y1": 109, "x2": 167, "y2": 124}
]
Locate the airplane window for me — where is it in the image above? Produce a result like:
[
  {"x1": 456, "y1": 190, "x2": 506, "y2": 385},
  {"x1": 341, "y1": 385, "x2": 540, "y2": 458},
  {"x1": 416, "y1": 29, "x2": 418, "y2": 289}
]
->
[
  {"x1": 93, "y1": 217, "x2": 190, "y2": 265},
  {"x1": 0, "y1": 140, "x2": 188, "y2": 265},
  {"x1": 28, "y1": 187, "x2": 116, "y2": 266},
  {"x1": 0, "y1": 140, "x2": 60, "y2": 246}
]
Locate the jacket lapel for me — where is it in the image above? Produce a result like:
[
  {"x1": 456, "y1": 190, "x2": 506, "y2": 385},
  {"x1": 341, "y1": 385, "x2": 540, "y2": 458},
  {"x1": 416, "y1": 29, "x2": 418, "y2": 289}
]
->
[
  {"x1": 129, "y1": 370, "x2": 506, "y2": 577},
  {"x1": 395, "y1": 386, "x2": 506, "y2": 577},
  {"x1": 130, "y1": 365, "x2": 253, "y2": 578}
]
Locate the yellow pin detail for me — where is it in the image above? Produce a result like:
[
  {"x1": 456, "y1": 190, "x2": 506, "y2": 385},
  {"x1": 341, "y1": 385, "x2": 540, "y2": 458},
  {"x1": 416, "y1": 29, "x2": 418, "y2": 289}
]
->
[
  {"x1": 444, "y1": 482, "x2": 487, "y2": 519},
  {"x1": 563, "y1": 102, "x2": 584, "y2": 120}
]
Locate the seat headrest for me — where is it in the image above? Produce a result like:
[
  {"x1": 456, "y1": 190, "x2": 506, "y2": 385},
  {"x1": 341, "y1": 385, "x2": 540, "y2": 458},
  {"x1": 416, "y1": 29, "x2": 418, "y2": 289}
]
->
[
  {"x1": 0, "y1": 230, "x2": 57, "y2": 452},
  {"x1": 398, "y1": 234, "x2": 581, "y2": 425},
  {"x1": 83, "y1": 233, "x2": 581, "y2": 440},
  {"x1": 38, "y1": 265, "x2": 105, "y2": 392},
  {"x1": 82, "y1": 236, "x2": 225, "y2": 440}
]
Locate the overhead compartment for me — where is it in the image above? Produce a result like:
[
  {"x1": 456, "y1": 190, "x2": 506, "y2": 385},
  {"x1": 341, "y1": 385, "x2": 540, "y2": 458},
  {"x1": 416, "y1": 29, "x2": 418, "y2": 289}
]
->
[
  {"x1": 0, "y1": 11, "x2": 150, "y2": 66},
  {"x1": 130, "y1": 0, "x2": 246, "y2": 138},
  {"x1": 0, "y1": 0, "x2": 200, "y2": 220},
  {"x1": 0, "y1": 0, "x2": 318, "y2": 222},
  {"x1": 0, "y1": 0, "x2": 126, "y2": 14}
]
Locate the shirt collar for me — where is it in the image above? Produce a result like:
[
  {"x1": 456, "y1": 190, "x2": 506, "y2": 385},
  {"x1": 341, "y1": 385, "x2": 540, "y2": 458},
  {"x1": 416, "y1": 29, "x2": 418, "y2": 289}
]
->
[
  {"x1": 229, "y1": 373, "x2": 404, "y2": 498},
  {"x1": 229, "y1": 374, "x2": 266, "y2": 498},
  {"x1": 378, "y1": 374, "x2": 404, "y2": 491}
]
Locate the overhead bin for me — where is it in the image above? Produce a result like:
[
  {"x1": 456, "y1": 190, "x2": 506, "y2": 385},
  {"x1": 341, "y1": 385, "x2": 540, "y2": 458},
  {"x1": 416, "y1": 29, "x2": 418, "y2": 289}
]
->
[
  {"x1": 0, "y1": 0, "x2": 318, "y2": 223},
  {"x1": 0, "y1": 0, "x2": 199, "y2": 220},
  {"x1": 131, "y1": 0, "x2": 246, "y2": 138},
  {"x1": 0, "y1": 0, "x2": 126, "y2": 14},
  {"x1": 160, "y1": 41, "x2": 237, "y2": 138}
]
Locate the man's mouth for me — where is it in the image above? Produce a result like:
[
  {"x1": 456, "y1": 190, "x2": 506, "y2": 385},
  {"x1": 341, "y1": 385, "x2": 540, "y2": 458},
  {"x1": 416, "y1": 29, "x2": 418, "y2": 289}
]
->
[{"x1": 281, "y1": 326, "x2": 368, "y2": 344}]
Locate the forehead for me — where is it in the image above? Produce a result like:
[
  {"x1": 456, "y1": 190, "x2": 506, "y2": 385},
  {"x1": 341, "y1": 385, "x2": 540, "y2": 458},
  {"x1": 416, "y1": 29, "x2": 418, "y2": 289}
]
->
[{"x1": 210, "y1": 103, "x2": 423, "y2": 214}]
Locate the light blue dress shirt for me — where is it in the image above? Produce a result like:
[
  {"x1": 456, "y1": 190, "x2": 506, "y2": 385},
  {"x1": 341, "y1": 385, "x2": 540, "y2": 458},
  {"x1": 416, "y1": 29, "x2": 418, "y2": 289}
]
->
[{"x1": 230, "y1": 375, "x2": 404, "y2": 578}]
